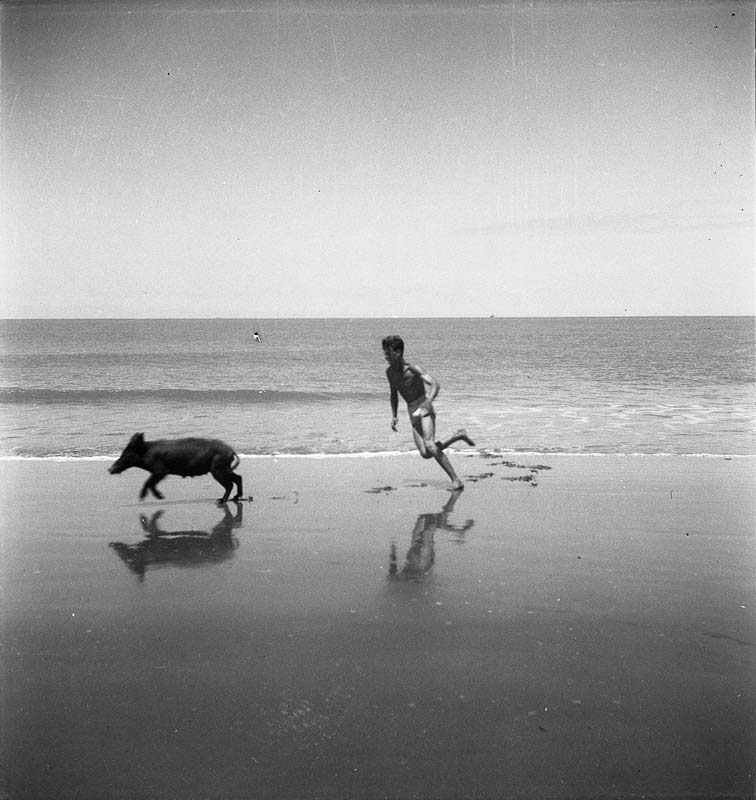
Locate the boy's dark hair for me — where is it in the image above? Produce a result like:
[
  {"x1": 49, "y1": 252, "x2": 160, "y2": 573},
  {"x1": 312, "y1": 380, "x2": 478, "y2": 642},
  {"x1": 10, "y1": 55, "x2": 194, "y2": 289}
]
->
[{"x1": 382, "y1": 335, "x2": 404, "y2": 355}]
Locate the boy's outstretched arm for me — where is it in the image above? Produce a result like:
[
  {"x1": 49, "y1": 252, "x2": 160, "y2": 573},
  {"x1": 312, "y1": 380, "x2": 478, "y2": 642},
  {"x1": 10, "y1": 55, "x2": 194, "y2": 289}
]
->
[
  {"x1": 389, "y1": 385, "x2": 399, "y2": 430},
  {"x1": 416, "y1": 366, "x2": 440, "y2": 404}
]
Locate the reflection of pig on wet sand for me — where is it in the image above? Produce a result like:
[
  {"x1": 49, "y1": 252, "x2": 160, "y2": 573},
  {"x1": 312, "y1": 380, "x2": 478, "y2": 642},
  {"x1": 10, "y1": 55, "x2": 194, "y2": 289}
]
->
[
  {"x1": 108, "y1": 433, "x2": 243, "y2": 503},
  {"x1": 110, "y1": 504, "x2": 242, "y2": 581}
]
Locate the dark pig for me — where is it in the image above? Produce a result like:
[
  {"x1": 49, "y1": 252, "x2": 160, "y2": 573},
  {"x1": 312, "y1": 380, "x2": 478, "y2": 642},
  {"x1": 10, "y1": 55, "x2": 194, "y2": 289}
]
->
[{"x1": 109, "y1": 433, "x2": 244, "y2": 503}]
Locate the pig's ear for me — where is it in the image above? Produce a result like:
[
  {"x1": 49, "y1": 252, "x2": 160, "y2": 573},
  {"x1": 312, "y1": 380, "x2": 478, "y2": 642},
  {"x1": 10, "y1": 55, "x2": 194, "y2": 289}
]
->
[{"x1": 128, "y1": 432, "x2": 146, "y2": 450}]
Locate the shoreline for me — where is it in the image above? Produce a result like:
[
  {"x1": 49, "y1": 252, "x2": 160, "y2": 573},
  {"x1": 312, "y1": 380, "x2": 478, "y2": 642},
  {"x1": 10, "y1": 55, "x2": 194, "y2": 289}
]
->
[
  {"x1": 2, "y1": 453, "x2": 754, "y2": 799},
  {"x1": 2, "y1": 450, "x2": 754, "y2": 461}
]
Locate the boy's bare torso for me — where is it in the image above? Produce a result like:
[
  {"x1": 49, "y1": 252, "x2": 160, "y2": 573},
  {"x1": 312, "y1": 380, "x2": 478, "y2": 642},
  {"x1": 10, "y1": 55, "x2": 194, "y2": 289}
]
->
[{"x1": 386, "y1": 362, "x2": 426, "y2": 405}]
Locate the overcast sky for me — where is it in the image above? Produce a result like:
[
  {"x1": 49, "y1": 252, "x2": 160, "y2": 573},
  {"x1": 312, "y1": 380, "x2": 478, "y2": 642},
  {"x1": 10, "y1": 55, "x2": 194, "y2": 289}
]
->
[{"x1": 2, "y1": 0, "x2": 753, "y2": 318}]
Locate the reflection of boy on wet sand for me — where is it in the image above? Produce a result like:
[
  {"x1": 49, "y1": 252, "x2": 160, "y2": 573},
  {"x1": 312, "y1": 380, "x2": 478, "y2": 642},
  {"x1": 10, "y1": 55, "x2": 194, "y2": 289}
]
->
[
  {"x1": 389, "y1": 490, "x2": 474, "y2": 581},
  {"x1": 383, "y1": 335, "x2": 475, "y2": 490}
]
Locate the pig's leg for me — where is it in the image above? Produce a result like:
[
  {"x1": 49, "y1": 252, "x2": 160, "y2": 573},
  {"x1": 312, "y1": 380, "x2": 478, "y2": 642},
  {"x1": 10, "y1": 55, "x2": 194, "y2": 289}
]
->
[
  {"x1": 212, "y1": 470, "x2": 234, "y2": 504},
  {"x1": 212, "y1": 454, "x2": 244, "y2": 503},
  {"x1": 230, "y1": 471, "x2": 243, "y2": 501},
  {"x1": 140, "y1": 473, "x2": 166, "y2": 500}
]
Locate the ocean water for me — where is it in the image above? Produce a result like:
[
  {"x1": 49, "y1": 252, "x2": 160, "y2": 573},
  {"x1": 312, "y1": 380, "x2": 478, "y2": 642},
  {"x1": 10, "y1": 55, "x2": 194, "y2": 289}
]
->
[{"x1": 0, "y1": 317, "x2": 753, "y2": 459}]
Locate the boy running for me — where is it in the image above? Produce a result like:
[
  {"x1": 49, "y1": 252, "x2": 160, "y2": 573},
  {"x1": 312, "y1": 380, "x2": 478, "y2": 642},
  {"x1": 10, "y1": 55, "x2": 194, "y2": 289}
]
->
[{"x1": 382, "y1": 335, "x2": 475, "y2": 490}]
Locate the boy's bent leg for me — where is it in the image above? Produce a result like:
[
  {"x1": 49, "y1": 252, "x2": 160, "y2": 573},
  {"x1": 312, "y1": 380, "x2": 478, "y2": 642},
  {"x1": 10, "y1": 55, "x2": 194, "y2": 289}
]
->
[
  {"x1": 421, "y1": 416, "x2": 464, "y2": 488},
  {"x1": 412, "y1": 414, "x2": 437, "y2": 459},
  {"x1": 412, "y1": 425, "x2": 432, "y2": 458},
  {"x1": 436, "y1": 429, "x2": 476, "y2": 451}
]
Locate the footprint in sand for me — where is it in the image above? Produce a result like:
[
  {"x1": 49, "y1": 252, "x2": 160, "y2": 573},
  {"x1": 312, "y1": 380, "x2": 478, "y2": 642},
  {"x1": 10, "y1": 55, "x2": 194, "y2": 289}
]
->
[{"x1": 464, "y1": 472, "x2": 495, "y2": 483}]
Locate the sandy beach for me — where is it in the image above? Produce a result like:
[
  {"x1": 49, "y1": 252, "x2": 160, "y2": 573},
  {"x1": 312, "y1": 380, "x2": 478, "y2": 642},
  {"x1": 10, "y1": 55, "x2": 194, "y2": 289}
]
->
[{"x1": 2, "y1": 452, "x2": 754, "y2": 799}]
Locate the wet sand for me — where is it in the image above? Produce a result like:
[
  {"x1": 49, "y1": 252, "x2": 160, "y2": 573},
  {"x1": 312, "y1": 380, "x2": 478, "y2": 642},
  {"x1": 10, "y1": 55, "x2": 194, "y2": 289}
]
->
[{"x1": 2, "y1": 453, "x2": 755, "y2": 799}]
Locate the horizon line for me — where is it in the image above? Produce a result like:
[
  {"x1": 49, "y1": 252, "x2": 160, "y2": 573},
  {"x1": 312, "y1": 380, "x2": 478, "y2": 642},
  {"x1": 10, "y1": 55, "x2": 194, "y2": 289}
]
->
[{"x1": 1, "y1": 314, "x2": 754, "y2": 322}]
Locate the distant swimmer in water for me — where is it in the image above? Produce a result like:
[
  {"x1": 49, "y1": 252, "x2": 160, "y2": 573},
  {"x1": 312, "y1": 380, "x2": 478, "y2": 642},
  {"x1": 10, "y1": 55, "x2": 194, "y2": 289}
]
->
[
  {"x1": 382, "y1": 335, "x2": 475, "y2": 490},
  {"x1": 254, "y1": 331, "x2": 261, "y2": 342}
]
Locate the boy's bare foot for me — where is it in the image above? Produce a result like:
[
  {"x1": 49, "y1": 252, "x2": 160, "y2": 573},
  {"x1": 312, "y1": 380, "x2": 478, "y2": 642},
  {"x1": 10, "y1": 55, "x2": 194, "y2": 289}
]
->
[{"x1": 457, "y1": 429, "x2": 476, "y2": 447}]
